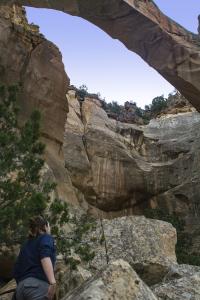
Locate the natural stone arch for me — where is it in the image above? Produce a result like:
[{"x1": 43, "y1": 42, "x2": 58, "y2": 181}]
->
[{"x1": 1, "y1": 0, "x2": 200, "y2": 110}]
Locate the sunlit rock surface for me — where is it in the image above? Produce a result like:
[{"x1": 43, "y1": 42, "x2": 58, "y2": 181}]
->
[
  {"x1": 0, "y1": 5, "x2": 70, "y2": 200},
  {"x1": 63, "y1": 91, "x2": 200, "y2": 262},
  {"x1": 89, "y1": 216, "x2": 177, "y2": 285},
  {"x1": 64, "y1": 91, "x2": 200, "y2": 219},
  {"x1": 63, "y1": 259, "x2": 158, "y2": 300},
  {"x1": 1, "y1": 0, "x2": 200, "y2": 110},
  {"x1": 0, "y1": 5, "x2": 68, "y2": 143},
  {"x1": 64, "y1": 91, "x2": 146, "y2": 211}
]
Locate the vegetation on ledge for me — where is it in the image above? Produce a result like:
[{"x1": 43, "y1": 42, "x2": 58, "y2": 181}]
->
[{"x1": 74, "y1": 85, "x2": 191, "y2": 125}]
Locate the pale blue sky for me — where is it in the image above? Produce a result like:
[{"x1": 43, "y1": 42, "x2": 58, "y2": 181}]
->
[{"x1": 26, "y1": 1, "x2": 199, "y2": 107}]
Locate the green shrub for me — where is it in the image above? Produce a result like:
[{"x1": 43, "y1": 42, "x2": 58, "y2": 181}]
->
[
  {"x1": 0, "y1": 85, "x2": 95, "y2": 268},
  {"x1": 150, "y1": 95, "x2": 167, "y2": 115}
]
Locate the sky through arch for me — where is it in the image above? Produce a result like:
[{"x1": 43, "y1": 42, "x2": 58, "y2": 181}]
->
[{"x1": 26, "y1": 1, "x2": 199, "y2": 107}]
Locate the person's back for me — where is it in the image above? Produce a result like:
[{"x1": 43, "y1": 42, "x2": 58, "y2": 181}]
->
[
  {"x1": 13, "y1": 216, "x2": 57, "y2": 300},
  {"x1": 14, "y1": 233, "x2": 56, "y2": 284}
]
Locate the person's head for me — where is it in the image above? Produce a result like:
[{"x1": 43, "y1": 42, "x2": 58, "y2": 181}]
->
[{"x1": 28, "y1": 216, "x2": 51, "y2": 238}]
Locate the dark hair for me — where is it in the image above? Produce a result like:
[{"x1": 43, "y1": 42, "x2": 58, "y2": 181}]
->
[{"x1": 28, "y1": 216, "x2": 48, "y2": 238}]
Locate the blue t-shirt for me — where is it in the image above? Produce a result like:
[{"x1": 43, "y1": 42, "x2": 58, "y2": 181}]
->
[{"x1": 13, "y1": 234, "x2": 56, "y2": 284}]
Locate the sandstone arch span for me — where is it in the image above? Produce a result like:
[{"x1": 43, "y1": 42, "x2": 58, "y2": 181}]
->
[{"x1": 1, "y1": 0, "x2": 200, "y2": 110}]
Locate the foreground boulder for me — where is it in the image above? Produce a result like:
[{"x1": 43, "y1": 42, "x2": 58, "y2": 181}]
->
[
  {"x1": 63, "y1": 259, "x2": 158, "y2": 300},
  {"x1": 89, "y1": 216, "x2": 177, "y2": 285},
  {"x1": 56, "y1": 257, "x2": 92, "y2": 299},
  {"x1": 153, "y1": 272, "x2": 200, "y2": 300},
  {"x1": 0, "y1": 280, "x2": 15, "y2": 300}
]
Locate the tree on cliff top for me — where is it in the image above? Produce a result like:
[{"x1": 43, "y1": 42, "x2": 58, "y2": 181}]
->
[
  {"x1": 149, "y1": 95, "x2": 167, "y2": 115},
  {"x1": 0, "y1": 85, "x2": 95, "y2": 266}
]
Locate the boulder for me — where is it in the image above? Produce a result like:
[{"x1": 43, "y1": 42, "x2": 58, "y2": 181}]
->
[
  {"x1": 56, "y1": 257, "x2": 92, "y2": 299},
  {"x1": 89, "y1": 216, "x2": 177, "y2": 285},
  {"x1": 162, "y1": 263, "x2": 200, "y2": 282},
  {"x1": 153, "y1": 272, "x2": 200, "y2": 300},
  {"x1": 63, "y1": 259, "x2": 158, "y2": 300}
]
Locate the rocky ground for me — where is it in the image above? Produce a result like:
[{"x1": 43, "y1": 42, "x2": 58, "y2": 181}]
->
[{"x1": 1, "y1": 215, "x2": 200, "y2": 300}]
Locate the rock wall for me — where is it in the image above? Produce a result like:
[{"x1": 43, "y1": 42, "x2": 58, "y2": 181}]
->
[
  {"x1": 64, "y1": 91, "x2": 200, "y2": 224},
  {"x1": 0, "y1": 5, "x2": 70, "y2": 200},
  {"x1": 0, "y1": 5, "x2": 69, "y2": 143},
  {"x1": 63, "y1": 90, "x2": 200, "y2": 261}
]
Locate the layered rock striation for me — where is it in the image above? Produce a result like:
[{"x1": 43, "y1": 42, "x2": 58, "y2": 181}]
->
[{"x1": 64, "y1": 90, "x2": 200, "y2": 221}]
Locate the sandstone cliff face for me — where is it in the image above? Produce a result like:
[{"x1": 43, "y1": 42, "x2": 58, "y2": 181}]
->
[
  {"x1": 1, "y1": 0, "x2": 200, "y2": 110},
  {"x1": 0, "y1": 5, "x2": 70, "y2": 200},
  {"x1": 64, "y1": 91, "x2": 200, "y2": 224},
  {"x1": 63, "y1": 90, "x2": 200, "y2": 263},
  {"x1": 0, "y1": 5, "x2": 69, "y2": 143},
  {"x1": 64, "y1": 90, "x2": 145, "y2": 212}
]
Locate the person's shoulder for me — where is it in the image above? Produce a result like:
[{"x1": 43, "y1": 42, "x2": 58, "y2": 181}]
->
[{"x1": 38, "y1": 233, "x2": 54, "y2": 246}]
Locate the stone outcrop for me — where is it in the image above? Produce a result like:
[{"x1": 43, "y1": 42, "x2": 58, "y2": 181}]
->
[
  {"x1": 157, "y1": 92, "x2": 195, "y2": 117},
  {"x1": 161, "y1": 263, "x2": 200, "y2": 282},
  {"x1": 0, "y1": 4, "x2": 69, "y2": 143},
  {"x1": 152, "y1": 272, "x2": 200, "y2": 300},
  {"x1": 63, "y1": 259, "x2": 158, "y2": 300},
  {"x1": 64, "y1": 90, "x2": 146, "y2": 211},
  {"x1": 0, "y1": 4, "x2": 70, "y2": 201},
  {"x1": 1, "y1": 1, "x2": 200, "y2": 110},
  {"x1": 106, "y1": 101, "x2": 144, "y2": 125},
  {"x1": 89, "y1": 216, "x2": 177, "y2": 285}
]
